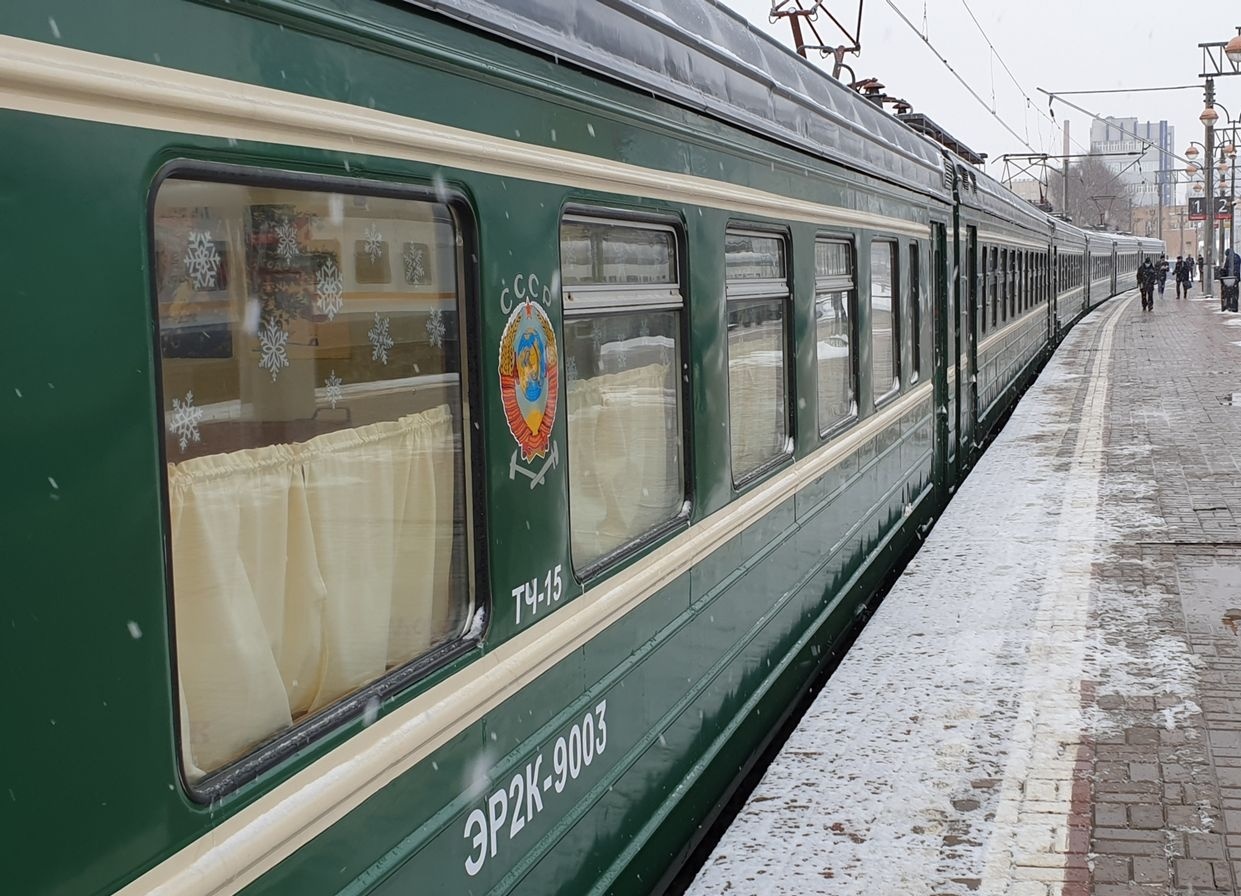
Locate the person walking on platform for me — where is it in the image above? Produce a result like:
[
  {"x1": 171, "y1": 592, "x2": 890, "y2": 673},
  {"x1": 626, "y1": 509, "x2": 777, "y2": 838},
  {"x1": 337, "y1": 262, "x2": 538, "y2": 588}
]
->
[
  {"x1": 1199, "y1": 254, "x2": 1206, "y2": 286},
  {"x1": 1138, "y1": 258, "x2": 1155, "y2": 311},
  {"x1": 1174, "y1": 255, "x2": 1190, "y2": 299},
  {"x1": 1156, "y1": 254, "x2": 1169, "y2": 299}
]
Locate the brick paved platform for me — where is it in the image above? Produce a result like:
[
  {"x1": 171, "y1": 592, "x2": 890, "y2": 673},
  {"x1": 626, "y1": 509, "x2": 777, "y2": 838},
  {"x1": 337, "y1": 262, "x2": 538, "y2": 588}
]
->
[{"x1": 687, "y1": 286, "x2": 1241, "y2": 896}]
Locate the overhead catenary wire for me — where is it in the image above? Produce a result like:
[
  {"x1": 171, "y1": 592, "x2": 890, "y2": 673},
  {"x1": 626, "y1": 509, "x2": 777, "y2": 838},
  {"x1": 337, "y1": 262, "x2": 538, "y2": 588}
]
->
[
  {"x1": 956, "y1": 0, "x2": 1086, "y2": 157},
  {"x1": 885, "y1": 0, "x2": 1039, "y2": 155}
]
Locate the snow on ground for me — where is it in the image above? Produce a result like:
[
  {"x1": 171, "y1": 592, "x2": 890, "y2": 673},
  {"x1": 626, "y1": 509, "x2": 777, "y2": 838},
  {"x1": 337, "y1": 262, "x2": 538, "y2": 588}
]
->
[{"x1": 687, "y1": 295, "x2": 1198, "y2": 896}]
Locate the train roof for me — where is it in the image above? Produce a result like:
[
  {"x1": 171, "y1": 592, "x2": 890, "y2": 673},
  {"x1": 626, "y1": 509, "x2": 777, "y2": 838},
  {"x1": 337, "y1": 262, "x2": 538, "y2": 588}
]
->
[{"x1": 405, "y1": 0, "x2": 948, "y2": 197}]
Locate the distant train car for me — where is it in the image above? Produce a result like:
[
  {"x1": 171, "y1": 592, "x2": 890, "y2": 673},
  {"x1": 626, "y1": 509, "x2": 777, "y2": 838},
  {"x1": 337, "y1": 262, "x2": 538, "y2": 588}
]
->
[{"x1": 0, "y1": 2, "x2": 1159, "y2": 895}]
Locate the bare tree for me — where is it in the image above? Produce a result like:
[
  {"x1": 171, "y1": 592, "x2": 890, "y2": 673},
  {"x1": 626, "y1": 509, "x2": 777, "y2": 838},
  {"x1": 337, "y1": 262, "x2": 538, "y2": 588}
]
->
[{"x1": 1046, "y1": 155, "x2": 1136, "y2": 231}]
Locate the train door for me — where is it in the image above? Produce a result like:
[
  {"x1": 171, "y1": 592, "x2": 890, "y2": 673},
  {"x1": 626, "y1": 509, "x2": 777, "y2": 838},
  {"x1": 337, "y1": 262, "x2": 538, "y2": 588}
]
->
[
  {"x1": 1083, "y1": 241, "x2": 1091, "y2": 311},
  {"x1": 962, "y1": 225, "x2": 978, "y2": 471},
  {"x1": 931, "y1": 220, "x2": 955, "y2": 491},
  {"x1": 1051, "y1": 245, "x2": 1059, "y2": 342}
]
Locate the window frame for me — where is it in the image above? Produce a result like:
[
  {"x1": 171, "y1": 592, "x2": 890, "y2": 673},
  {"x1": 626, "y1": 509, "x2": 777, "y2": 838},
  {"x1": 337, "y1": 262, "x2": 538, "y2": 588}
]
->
[
  {"x1": 723, "y1": 224, "x2": 795, "y2": 486},
  {"x1": 147, "y1": 160, "x2": 488, "y2": 802},
  {"x1": 869, "y1": 238, "x2": 901, "y2": 407},
  {"x1": 813, "y1": 233, "x2": 859, "y2": 439},
  {"x1": 559, "y1": 208, "x2": 692, "y2": 579}
]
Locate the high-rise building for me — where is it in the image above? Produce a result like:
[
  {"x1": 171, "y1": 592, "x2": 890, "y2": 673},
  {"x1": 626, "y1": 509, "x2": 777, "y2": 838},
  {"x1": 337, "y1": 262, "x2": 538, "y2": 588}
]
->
[{"x1": 1089, "y1": 117, "x2": 1175, "y2": 207}]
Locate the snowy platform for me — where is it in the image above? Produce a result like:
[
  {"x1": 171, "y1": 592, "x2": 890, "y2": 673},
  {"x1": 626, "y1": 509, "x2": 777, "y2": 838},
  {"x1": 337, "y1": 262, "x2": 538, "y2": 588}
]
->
[{"x1": 687, "y1": 285, "x2": 1241, "y2": 896}]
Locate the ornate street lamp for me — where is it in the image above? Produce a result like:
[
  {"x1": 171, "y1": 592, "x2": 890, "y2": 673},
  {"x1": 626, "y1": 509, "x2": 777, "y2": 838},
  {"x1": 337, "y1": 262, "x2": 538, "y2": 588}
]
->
[{"x1": 1227, "y1": 28, "x2": 1241, "y2": 64}]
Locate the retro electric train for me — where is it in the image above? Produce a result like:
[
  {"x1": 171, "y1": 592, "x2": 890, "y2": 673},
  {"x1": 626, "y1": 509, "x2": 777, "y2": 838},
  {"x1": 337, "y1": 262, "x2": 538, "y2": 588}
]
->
[{"x1": 1, "y1": 2, "x2": 1161, "y2": 894}]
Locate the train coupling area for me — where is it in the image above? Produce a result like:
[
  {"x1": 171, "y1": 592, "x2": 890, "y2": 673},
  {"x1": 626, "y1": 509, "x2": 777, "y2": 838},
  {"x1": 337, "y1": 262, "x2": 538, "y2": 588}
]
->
[{"x1": 685, "y1": 286, "x2": 1241, "y2": 896}]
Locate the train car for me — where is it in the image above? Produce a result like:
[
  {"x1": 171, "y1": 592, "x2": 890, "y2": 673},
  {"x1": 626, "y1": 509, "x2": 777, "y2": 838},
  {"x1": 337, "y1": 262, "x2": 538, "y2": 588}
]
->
[
  {"x1": 1086, "y1": 231, "x2": 1119, "y2": 310},
  {"x1": 0, "y1": 2, "x2": 1161, "y2": 895},
  {"x1": 2, "y1": 2, "x2": 952, "y2": 895},
  {"x1": 949, "y1": 155, "x2": 1057, "y2": 459},
  {"x1": 1051, "y1": 219, "x2": 1090, "y2": 335}
]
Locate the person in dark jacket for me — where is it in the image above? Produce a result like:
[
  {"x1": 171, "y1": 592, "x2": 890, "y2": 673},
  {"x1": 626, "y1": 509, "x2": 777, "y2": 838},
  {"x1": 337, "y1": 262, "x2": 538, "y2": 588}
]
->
[
  {"x1": 1219, "y1": 248, "x2": 1241, "y2": 312},
  {"x1": 1138, "y1": 258, "x2": 1156, "y2": 311},
  {"x1": 1199, "y1": 254, "x2": 1206, "y2": 283},
  {"x1": 1156, "y1": 254, "x2": 1169, "y2": 298},
  {"x1": 1174, "y1": 255, "x2": 1190, "y2": 299}
]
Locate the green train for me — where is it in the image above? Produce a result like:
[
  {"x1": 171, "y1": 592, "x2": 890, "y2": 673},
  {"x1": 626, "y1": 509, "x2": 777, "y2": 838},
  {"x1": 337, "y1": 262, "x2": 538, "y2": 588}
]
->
[{"x1": 1, "y1": 2, "x2": 1161, "y2": 894}]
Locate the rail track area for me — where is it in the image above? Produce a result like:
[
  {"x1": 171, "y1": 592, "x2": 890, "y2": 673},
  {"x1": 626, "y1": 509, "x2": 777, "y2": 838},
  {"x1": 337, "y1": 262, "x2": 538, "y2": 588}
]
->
[{"x1": 685, "y1": 285, "x2": 1241, "y2": 896}]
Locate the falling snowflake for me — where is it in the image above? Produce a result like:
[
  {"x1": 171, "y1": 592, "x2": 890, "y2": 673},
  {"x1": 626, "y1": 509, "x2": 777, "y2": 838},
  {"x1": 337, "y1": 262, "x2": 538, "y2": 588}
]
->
[
  {"x1": 258, "y1": 316, "x2": 290, "y2": 381},
  {"x1": 362, "y1": 223, "x2": 384, "y2": 263},
  {"x1": 168, "y1": 391, "x2": 203, "y2": 452},
  {"x1": 184, "y1": 230, "x2": 222, "y2": 290},
  {"x1": 325, "y1": 370, "x2": 343, "y2": 409},
  {"x1": 368, "y1": 312, "x2": 393, "y2": 365},
  {"x1": 426, "y1": 308, "x2": 446, "y2": 348},
  {"x1": 275, "y1": 218, "x2": 300, "y2": 264},
  {"x1": 315, "y1": 258, "x2": 344, "y2": 320},
  {"x1": 403, "y1": 242, "x2": 428, "y2": 284}
]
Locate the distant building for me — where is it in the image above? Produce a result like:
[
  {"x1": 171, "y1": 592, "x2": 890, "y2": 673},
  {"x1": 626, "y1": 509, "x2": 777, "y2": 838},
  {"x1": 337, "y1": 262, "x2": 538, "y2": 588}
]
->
[
  {"x1": 1090, "y1": 117, "x2": 1175, "y2": 207},
  {"x1": 1009, "y1": 178, "x2": 1044, "y2": 204}
]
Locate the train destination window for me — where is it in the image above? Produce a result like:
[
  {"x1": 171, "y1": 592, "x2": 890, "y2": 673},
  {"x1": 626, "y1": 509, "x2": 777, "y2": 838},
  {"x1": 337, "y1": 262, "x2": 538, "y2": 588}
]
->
[
  {"x1": 814, "y1": 238, "x2": 857, "y2": 434},
  {"x1": 561, "y1": 216, "x2": 685, "y2": 571},
  {"x1": 870, "y1": 240, "x2": 900, "y2": 404},
  {"x1": 153, "y1": 175, "x2": 474, "y2": 783},
  {"x1": 725, "y1": 229, "x2": 791, "y2": 482}
]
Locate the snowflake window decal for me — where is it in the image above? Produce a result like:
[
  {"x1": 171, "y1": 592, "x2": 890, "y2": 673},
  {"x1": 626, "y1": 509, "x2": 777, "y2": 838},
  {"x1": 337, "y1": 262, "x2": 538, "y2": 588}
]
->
[
  {"x1": 184, "y1": 230, "x2": 222, "y2": 290},
  {"x1": 403, "y1": 242, "x2": 428, "y2": 284},
  {"x1": 258, "y1": 316, "x2": 291, "y2": 381},
  {"x1": 325, "y1": 370, "x2": 343, "y2": 409},
  {"x1": 315, "y1": 258, "x2": 344, "y2": 320},
  {"x1": 362, "y1": 223, "x2": 385, "y2": 263},
  {"x1": 368, "y1": 312, "x2": 393, "y2": 365},
  {"x1": 426, "y1": 308, "x2": 446, "y2": 348},
  {"x1": 168, "y1": 391, "x2": 204, "y2": 453},
  {"x1": 275, "y1": 218, "x2": 300, "y2": 264}
]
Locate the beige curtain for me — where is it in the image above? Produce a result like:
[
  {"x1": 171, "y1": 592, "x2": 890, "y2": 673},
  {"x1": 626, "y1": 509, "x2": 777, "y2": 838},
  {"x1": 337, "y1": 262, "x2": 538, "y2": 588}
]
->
[
  {"x1": 568, "y1": 363, "x2": 679, "y2": 567},
  {"x1": 728, "y1": 345, "x2": 784, "y2": 478},
  {"x1": 168, "y1": 406, "x2": 456, "y2": 779}
]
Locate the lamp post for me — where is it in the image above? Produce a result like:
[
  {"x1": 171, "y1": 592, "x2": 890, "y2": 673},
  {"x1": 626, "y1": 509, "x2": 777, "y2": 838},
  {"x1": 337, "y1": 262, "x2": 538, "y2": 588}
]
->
[
  {"x1": 1205, "y1": 101, "x2": 1239, "y2": 261},
  {"x1": 1196, "y1": 25, "x2": 1241, "y2": 297},
  {"x1": 1201, "y1": 101, "x2": 1218, "y2": 296}
]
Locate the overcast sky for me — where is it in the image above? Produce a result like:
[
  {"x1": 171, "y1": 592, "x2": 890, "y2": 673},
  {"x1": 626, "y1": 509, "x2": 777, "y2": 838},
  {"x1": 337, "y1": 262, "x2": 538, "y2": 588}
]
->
[{"x1": 722, "y1": 0, "x2": 1237, "y2": 199}]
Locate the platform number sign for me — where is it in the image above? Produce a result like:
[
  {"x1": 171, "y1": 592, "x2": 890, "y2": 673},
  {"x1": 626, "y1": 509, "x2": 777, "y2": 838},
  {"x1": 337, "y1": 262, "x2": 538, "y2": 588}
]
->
[{"x1": 1188, "y1": 196, "x2": 1233, "y2": 221}]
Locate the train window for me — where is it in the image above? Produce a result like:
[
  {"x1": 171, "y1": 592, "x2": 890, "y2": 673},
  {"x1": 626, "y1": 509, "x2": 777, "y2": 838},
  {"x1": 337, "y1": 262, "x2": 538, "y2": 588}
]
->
[
  {"x1": 1024, "y1": 253, "x2": 1031, "y2": 310},
  {"x1": 979, "y1": 246, "x2": 987, "y2": 334},
  {"x1": 725, "y1": 229, "x2": 791, "y2": 482},
  {"x1": 908, "y1": 242, "x2": 922, "y2": 381},
  {"x1": 999, "y1": 248, "x2": 1008, "y2": 322},
  {"x1": 560, "y1": 216, "x2": 686, "y2": 572},
  {"x1": 870, "y1": 240, "x2": 900, "y2": 404},
  {"x1": 990, "y1": 247, "x2": 999, "y2": 327},
  {"x1": 814, "y1": 238, "x2": 857, "y2": 434},
  {"x1": 1009, "y1": 251, "x2": 1017, "y2": 318},
  {"x1": 152, "y1": 174, "x2": 475, "y2": 784},
  {"x1": 1012, "y1": 251, "x2": 1019, "y2": 315}
]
